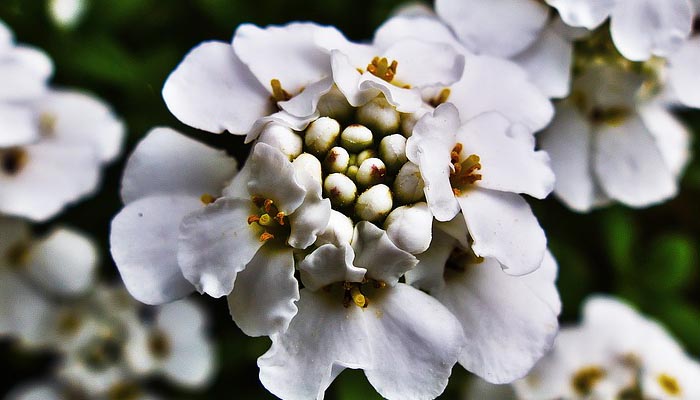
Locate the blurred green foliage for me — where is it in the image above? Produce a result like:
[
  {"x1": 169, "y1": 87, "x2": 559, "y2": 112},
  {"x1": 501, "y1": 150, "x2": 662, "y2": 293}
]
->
[{"x1": 1, "y1": 0, "x2": 699, "y2": 399}]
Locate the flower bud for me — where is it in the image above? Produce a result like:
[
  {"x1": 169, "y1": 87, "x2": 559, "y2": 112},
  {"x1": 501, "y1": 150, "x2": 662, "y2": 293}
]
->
[
  {"x1": 355, "y1": 184, "x2": 392, "y2": 222},
  {"x1": 258, "y1": 124, "x2": 303, "y2": 160},
  {"x1": 293, "y1": 153, "x2": 323, "y2": 186},
  {"x1": 356, "y1": 158, "x2": 386, "y2": 188},
  {"x1": 324, "y1": 146, "x2": 350, "y2": 174},
  {"x1": 317, "y1": 86, "x2": 354, "y2": 122},
  {"x1": 400, "y1": 106, "x2": 431, "y2": 137},
  {"x1": 379, "y1": 134, "x2": 407, "y2": 171},
  {"x1": 324, "y1": 173, "x2": 357, "y2": 208},
  {"x1": 356, "y1": 149, "x2": 377, "y2": 166},
  {"x1": 315, "y1": 210, "x2": 355, "y2": 246},
  {"x1": 305, "y1": 117, "x2": 340, "y2": 156},
  {"x1": 384, "y1": 202, "x2": 432, "y2": 254},
  {"x1": 357, "y1": 96, "x2": 400, "y2": 136},
  {"x1": 340, "y1": 124, "x2": 373, "y2": 152},
  {"x1": 393, "y1": 162, "x2": 425, "y2": 204}
]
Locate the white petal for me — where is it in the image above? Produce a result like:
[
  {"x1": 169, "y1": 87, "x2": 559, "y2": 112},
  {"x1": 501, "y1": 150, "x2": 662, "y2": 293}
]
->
[
  {"x1": 383, "y1": 202, "x2": 433, "y2": 255},
  {"x1": 120, "y1": 127, "x2": 237, "y2": 204},
  {"x1": 178, "y1": 198, "x2": 264, "y2": 298},
  {"x1": 539, "y1": 103, "x2": 597, "y2": 212},
  {"x1": 233, "y1": 22, "x2": 333, "y2": 97},
  {"x1": 363, "y1": 284, "x2": 464, "y2": 400},
  {"x1": 448, "y1": 55, "x2": 554, "y2": 131},
  {"x1": 247, "y1": 143, "x2": 307, "y2": 214},
  {"x1": 35, "y1": 89, "x2": 125, "y2": 162},
  {"x1": 0, "y1": 142, "x2": 99, "y2": 222},
  {"x1": 546, "y1": 0, "x2": 615, "y2": 29},
  {"x1": 610, "y1": 0, "x2": 693, "y2": 61},
  {"x1": 382, "y1": 39, "x2": 465, "y2": 88},
  {"x1": 668, "y1": 36, "x2": 700, "y2": 108},
  {"x1": 457, "y1": 112, "x2": 554, "y2": 199},
  {"x1": 357, "y1": 74, "x2": 423, "y2": 113},
  {"x1": 638, "y1": 104, "x2": 691, "y2": 178},
  {"x1": 227, "y1": 246, "x2": 299, "y2": 336},
  {"x1": 0, "y1": 104, "x2": 37, "y2": 147},
  {"x1": 110, "y1": 195, "x2": 198, "y2": 304},
  {"x1": 26, "y1": 228, "x2": 97, "y2": 296},
  {"x1": 435, "y1": 256, "x2": 559, "y2": 383},
  {"x1": 0, "y1": 45, "x2": 52, "y2": 101},
  {"x1": 593, "y1": 115, "x2": 677, "y2": 207},
  {"x1": 278, "y1": 76, "x2": 333, "y2": 117},
  {"x1": 258, "y1": 288, "x2": 372, "y2": 400},
  {"x1": 436, "y1": 0, "x2": 549, "y2": 57},
  {"x1": 513, "y1": 24, "x2": 573, "y2": 99},
  {"x1": 288, "y1": 154, "x2": 331, "y2": 249},
  {"x1": 457, "y1": 189, "x2": 546, "y2": 275},
  {"x1": 162, "y1": 41, "x2": 274, "y2": 135},
  {"x1": 405, "y1": 226, "x2": 457, "y2": 294},
  {"x1": 314, "y1": 26, "x2": 377, "y2": 68},
  {"x1": 373, "y1": 15, "x2": 463, "y2": 51},
  {"x1": 299, "y1": 243, "x2": 365, "y2": 291},
  {"x1": 405, "y1": 103, "x2": 461, "y2": 221},
  {"x1": 0, "y1": 270, "x2": 54, "y2": 347},
  {"x1": 352, "y1": 221, "x2": 418, "y2": 286},
  {"x1": 245, "y1": 109, "x2": 318, "y2": 144}
]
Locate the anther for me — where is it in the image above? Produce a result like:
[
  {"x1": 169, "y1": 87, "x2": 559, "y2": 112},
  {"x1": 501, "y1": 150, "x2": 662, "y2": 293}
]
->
[
  {"x1": 247, "y1": 215, "x2": 260, "y2": 225},
  {"x1": 258, "y1": 214, "x2": 273, "y2": 226},
  {"x1": 367, "y1": 57, "x2": 398, "y2": 82},
  {"x1": 270, "y1": 79, "x2": 291, "y2": 102},
  {"x1": 264, "y1": 199, "x2": 275, "y2": 213},
  {"x1": 260, "y1": 232, "x2": 275, "y2": 242},
  {"x1": 274, "y1": 212, "x2": 286, "y2": 225},
  {"x1": 349, "y1": 286, "x2": 367, "y2": 308},
  {"x1": 429, "y1": 88, "x2": 451, "y2": 107},
  {"x1": 200, "y1": 194, "x2": 216, "y2": 205}
]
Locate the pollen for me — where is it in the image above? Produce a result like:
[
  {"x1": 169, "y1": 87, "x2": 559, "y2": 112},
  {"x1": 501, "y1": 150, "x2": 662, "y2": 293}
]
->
[
  {"x1": 571, "y1": 366, "x2": 606, "y2": 396},
  {"x1": 200, "y1": 193, "x2": 216, "y2": 205},
  {"x1": 367, "y1": 57, "x2": 398, "y2": 83},
  {"x1": 658, "y1": 373, "x2": 681, "y2": 396},
  {"x1": 271, "y1": 79, "x2": 291, "y2": 102}
]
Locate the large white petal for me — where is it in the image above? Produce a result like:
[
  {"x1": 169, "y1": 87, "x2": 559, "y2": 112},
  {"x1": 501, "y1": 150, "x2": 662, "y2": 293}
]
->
[
  {"x1": 247, "y1": 143, "x2": 306, "y2": 214},
  {"x1": 363, "y1": 284, "x2": 464, "y2": 400},
  {"x1": 178, "y1": 197, "x2": 264, "y2": 298},
  {"x1": 0, "y1": 104, "x2": 37, "y2": 147},
  {"x1": 457, "y1": 112, "x2": 554, "y2": 199},
  {"x1": 299, "y1": 243, "x2": 365, "y2": 291},
  {"x1": 513, "y1": 24, "x2": 573, "y2": 99},
  {"x1": 34, "y1": 89, "x2": 124, "y2": 162},
  {"x1": 288, "y1": 153, "x2": 331, "y2": 249},
  {"x1": 593, "y1": 115, "x2": 677, "y2": 207},
  {"x1": 120, "y1": 127, "x2": 237, "y2": 204},
  {"x1": 668, "y1": 36, "x2": 700, "y2": 108},
  {"x1": 437, "y1": 257, "x2": 559, "y2": 383},
  {"x1": 610, "y1": 0, "x2": 693, "y2": 61},
  {"x1": 436, "y1": 0, "x2": 549, "y2": 57},
  {"x1": 0, "y1": 142, "x2": 99, "y2": 222},
  {"x1": 162, "y1": 41, "x2": 274, "y2": 135},
  {"x1": 227, "y1": 246, "x2": 299, "y2": 337},
  {"x1": 0, "y1": 270, "x2": 54, "y2": 347},
  {"x1": 233, "y1": 22, "x2": 333, "y2": 97},
  {"x1": 278, "y1": 76, "x2": 333, "y2": 118},
  {"x1": 539, "y1": 103, "x2": 598, "y2": 212},
  {"x1": 546, "y1": 0, "x2": 615, "y2": 29},
  {"x1": 110, "y1": 195, "x2": 198, "y2": 304},
  {"x1": 639, "y1": 103, "x2": 691, "y2": 179},
  {"x1": 357, "y1": 73, "x2": 423, "y2": 113},
  {"x1": 405, "y1": 103, "x2": 461, "y2": 221},
  {"x1": 372, "y1": 15, "x2": 463, "y2": 51},
  {"x1": 258, "y1": 288, "x2": 372, "y2": 400},
  {"x1": 0, "y1": 45, "x2": 52, "y2": 101},
  {"x1": 382, "y1": 39, "x2": 465, "y2": 88},
  {"x1": 352, "y1": 221, "x2": 418, "y2": 286},
  {"x1": 448, "y1": 55, "x2": 554, "y2": 132},
  {"x1": 457, "y1": 188, "x2": 546, "y2": 275},
  {"x1": 26, "y1": 228, "x2": 97, "y2": 296},
  {"x1": 405, "y1": 226, "x2": 457, "y2": 294}
]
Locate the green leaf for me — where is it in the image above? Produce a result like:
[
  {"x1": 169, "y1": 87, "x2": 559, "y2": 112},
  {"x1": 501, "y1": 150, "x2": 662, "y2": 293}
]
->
[
  {"x1": 601, "y1": 207, "x2": 637, "y2": 278},
  {"x1": 642, "y1": 234, "x2": 696, "y2": 293}
]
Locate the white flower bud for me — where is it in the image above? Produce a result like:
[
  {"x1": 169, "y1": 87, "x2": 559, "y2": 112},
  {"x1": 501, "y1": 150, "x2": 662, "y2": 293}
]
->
[
  {"x1": 393, "y1": 162, "x2": 425, "y2": 204},
  {"x1": 356, "y1": 158, "x2": 386, "y2": 188},
  {"x1": 315, "y1": 210, "x2": 355, "y2": 246},
  {"x1": 324, "y1": 146, "x2": 350, "y2": 174},
  {"x1": 357, "y1": 96, "x2": 400, "y2": 136},
  {"x1": 340, "y1": 124, "x2": 373, "y2": 152},
  {"x1": 293, "y1": 153, "x2": 323, "y2": 186},
  {"x1": 258, "y1": 124, "x2": 303, "y2": 160},
  {"x1": 379, "y1": 134, "x2": 407, "y2": 170},
  {"x1": 356, "y1": 149, "x2": 377, "y2": 166},
  {"x1": 400, "y1": 106, "x2": 431, "y2": 137},
  {"x1": 355, "y1": 184, "x2": 392, "y2": 222},
  {"x1": 305, "y1": 117, "x2": 340, "y2": 156},
  {"x1": 384, "y1": 202, "x2": 432, "y2": 254},
  {"x1": 324, "y1": 173, "x2": 357, "y2": 208},
  {"x1": 346, "y1": 165, "x2": 359, "y2": 181},
  {"x1": 317, "y1": 86, "x2": 354, "y2": 121}
]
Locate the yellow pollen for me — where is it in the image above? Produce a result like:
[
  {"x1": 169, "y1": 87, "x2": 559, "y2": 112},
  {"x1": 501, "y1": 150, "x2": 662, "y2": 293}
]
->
[
  {"x1": 571, "y1": 366, "x2": 606, "y2": 396},
  {"x1": 39, "y1": 112, "x2": 57, "y2": 136},
  {"x1": 350, "y1": 286, "x2": 366, "y2": 308},
  {"x1": 260, "y1": 232, "x2": 275, "y2": 242},
  {"x1": 270, "y1": 79, "x2": 291, "y2": 102},
  {"x1": 258, "y1": 214, "x2": 273, "y2": 226},
  {"x1": 367, "y1": 56, "x2": 398, "y2": 82},
  {"x1": 429, "y1": 88, "x2": 451, "y2": 107},
  {"x1": 658, "y1": 374, "x2": 681, "y2": 396},
  {"x1": 200, "y1": 193, "x2": 216, "y2": 205}
]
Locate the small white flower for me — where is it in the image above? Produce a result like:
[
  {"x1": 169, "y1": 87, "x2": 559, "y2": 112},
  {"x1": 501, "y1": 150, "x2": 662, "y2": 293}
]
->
[
  {"x1": 547, "y1": 0, "x2": 694, "y2": 61},
  {"x1": 406, "y1": 103, "x2": 555, "y2": 274},
  {"x1": 259, "y1": 221, "x2": 465, "y2": 400}
]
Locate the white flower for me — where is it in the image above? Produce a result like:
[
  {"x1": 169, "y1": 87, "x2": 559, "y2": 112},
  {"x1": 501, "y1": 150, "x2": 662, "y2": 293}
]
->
[
  {"x1": 259, "y1": 221, "x2": 464, "y2": 400},
  {"x1": 176, "y1": 142, "x2": 330, "y2": 336},
  {"x1": 513, "y1": 296, "x2": 700, "y2": 400},
  {"x1": 406, "y1": 218, "x2": 560, "y2": 384},
  {"x1": 547, "y1": 0, "x2": 694, "y2": 61},
  {"x1": 406, "y1": 103, "x2": 554, "y2": 274},
  {"x1": 666, "y1": 30, "x2": 700, "y2": 108},
  {"x1": 110, "y1": 127, "x2": 239, "y2": 305},
  {"x1": 540, "y1": 64, "x2": 691, "y2": 211},
  {"x1": 0, "y1": 217, "x2": 97, "y2": 347}
]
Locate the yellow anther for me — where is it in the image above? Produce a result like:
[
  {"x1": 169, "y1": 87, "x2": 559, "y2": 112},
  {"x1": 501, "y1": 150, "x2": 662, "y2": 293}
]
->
[
  {"x1": 247, "y1": 215, "x2": 260, "y2": 225},
  {"x1": 367, "y1": 57, "x2": 398, "y2": 82},
  {"x1": 39, "y1": 112, "x2": 57, "y2": 136},
  {"x1": 264, "y1": 199, "x2": 275, "y2": 213},
  {"x1": 260, "y1": 232, "x2": 275, "y2": 242},
  {"x1": 571, "y1": 366, "x2": 606, "y2": 396},
  {"x1": 258, "y1": 214, "x2": 273, "y2": 226},
  {"x1": 450, "y1": 150, "x2": 482, "y2": 190},
  {"x1": 271, "y1": 79, "x2": 291, "y2": 102},
  {"x1": 350, "y1": 286, "x2": 367, "y2": 308},
  {"x1": 429, "y1": 88, "x2": 451, "y2": 107},
  {"x1": 658, "y1": 374, "x2": 681, "y2": 396},
  {"x1": 274, "y1": 212, "x2": 286, "y2": 226},
  {"x1": 200, "y1": 193, "x2": 216, "y2": 205}
]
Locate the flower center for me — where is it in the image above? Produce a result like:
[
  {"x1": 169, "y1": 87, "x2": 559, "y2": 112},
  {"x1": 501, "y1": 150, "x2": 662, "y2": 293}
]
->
[
  {"x1": 341, "y1": 279, "x2": 387, "y2": 309},
  {"x1": 147, "y1": 329, "x2": 171, "y2": 360},
  {"x1": 657, "y1": 373, "x2": 681, "y2": 396},
  {"x1": 247, "y1": 196, "x2": 290, "y2": 242},
  {"x1": 445, "y1": 245, "x2": 483, "y2": 276},
  {"x1": 449, "y1": 143, "x2": 482, "y2": 196},
  {"x1": 571, "y1": 366, "x2": 606, "y2": 396},
  {"x1": 1, "y1": 147, "x2": 29, "y2": 176},
  {"x1": 82, "y1": 334, "x2": 124, "y2": 371},
  {"x1": 367, "y1": 57, "x2": 398, "y2": 83},
  {"x1": 270, "y1": 79, "x2": 292, "y2": 102}
]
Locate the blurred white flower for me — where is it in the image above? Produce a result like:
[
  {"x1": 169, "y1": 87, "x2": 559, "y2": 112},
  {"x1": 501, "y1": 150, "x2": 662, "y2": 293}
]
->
[{"x1": 48, "y1": 0, "x2": 87, "y2": 28}]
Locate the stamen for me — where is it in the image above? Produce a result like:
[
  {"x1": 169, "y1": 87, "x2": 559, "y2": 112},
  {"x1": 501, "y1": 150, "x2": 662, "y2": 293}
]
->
[
  {"x1": 258, "y1": 214, "x2": 273, "y2": 226},
  {"x1": 274, "y1": 212, "x2": 286, "y2": 225},
  {"x1": 367, "y1": 57, "x2": 398, "y2": 82},
  {"x1": 264, "y1": 199, "x2": 275, "y2": 213},
  {"x1": 658, "y1": 374, "x2": 681, "y2": 396},
  {"x1": 200, "y1": 193, "x2": 216, "y2": 205},
  {"x1": 571, "y1": 366, "x2": 606, "y2": 396},
  {"x1": 429, "y1": 88, "x2": 451, "y2": 107},
  {"x1": 247, "y1": 215, "x2": 260, "y2": 225},
  {"x1": 349, "y1": 286, "x2": 367, "y2": 308},
  {"x1": 449, "y1": 147, "x2": 482, "y2": 191},
  {"x1": 260, "y1": 232, "x2": 275, "y2": 242},
  {"x1": 271, "y1": 79, "x2": 291, "y2": 102}
]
